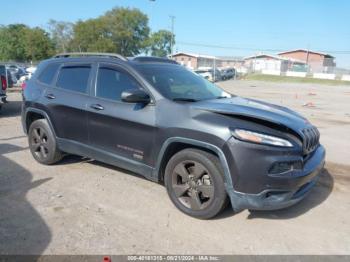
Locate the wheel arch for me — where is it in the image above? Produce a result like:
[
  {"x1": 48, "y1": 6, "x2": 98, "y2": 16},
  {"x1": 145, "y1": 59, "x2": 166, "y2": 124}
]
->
[
  {"x1": 153, "y1": 137, "x2": 234, "y2": 191},
  {"x1": 24, "y1": 108, "x2": 56, "y2": 137}
]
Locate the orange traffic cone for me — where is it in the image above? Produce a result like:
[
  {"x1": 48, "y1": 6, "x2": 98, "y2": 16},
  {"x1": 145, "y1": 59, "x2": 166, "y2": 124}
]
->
[{"x1": 103, "y1": 256, "x2": 111, "y2": 262}]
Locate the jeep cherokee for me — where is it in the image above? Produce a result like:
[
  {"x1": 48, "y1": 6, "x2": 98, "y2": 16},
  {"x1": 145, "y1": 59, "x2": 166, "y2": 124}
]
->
[{"x1": 22, "y1": 53, "x2": 325, "y2": 219}]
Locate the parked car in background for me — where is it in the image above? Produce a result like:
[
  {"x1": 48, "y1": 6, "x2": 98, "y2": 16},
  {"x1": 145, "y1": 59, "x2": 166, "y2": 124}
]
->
[
  {"x1": 6, "y1": 69, "x2": 17, "y2": 87},
  {"x1": 219, "y1": 68, "x2": 236, "y2": 80},
  {"x1": 194, "y1": 69, "x2": 212, "y2": 81},
  {"x1": 209, "y1": 68, "x2": 222, "y2": 82},
  {"x1": 195, "y1": 68, "x2": 221, "y2": 82},
  {"x1": 16, "y1": 67, "x2": 27, "y2": 80},
  {"x1": 0, "y1": 65, "x2": 8, "y2": 110},
  {"x1": 18, "y1": 66, "x2": 37, "y2": 85},
  {"x1": 25, "y1": 66, "x2": 37, "y2": 76},
  {"x1": 19, "y1": 75, "x2": 29, "y2": 85},
  {"x1": 6, "y1": 65, "x2": 28, "y2": 86},
  {"x1": 8, "y1": 64, "x2": 19, "y2": 70},
  {"x1": 6, "y1": 69, "x2": 14, "y2": 88}
]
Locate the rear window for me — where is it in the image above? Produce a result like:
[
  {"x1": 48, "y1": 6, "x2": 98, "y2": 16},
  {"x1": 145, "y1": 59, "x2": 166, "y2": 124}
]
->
[
  {"x1": 38, "y1": 63, "x2": 60, "y2": 85},
  {"x1": 56, "y1": 65, "x2": 91, "y2": 93}
]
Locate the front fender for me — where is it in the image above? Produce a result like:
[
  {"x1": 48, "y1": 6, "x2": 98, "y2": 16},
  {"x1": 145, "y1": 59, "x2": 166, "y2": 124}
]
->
[{"x1": 153, "y1": 137, "x2": 234, "y2": 193}]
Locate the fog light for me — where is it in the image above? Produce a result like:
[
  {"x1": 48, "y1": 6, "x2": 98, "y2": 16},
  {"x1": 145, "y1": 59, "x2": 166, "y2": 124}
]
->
[{"x1": 269, "y1": 161, "x2": 302, "y2": 175}]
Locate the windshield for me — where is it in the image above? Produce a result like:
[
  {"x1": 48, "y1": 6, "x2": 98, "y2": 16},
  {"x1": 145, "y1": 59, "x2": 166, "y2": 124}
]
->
[{"x1": 135, "y1": 64, "x2": 231, "y2": 101}]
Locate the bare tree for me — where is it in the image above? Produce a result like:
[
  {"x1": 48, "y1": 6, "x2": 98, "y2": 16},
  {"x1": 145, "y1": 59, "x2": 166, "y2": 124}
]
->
[{"x1": 48, "y1": 20, "x2": 74, "y2": 53}]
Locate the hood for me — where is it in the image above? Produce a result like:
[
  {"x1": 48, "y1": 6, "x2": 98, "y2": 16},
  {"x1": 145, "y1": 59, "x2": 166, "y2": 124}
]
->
[{"x1": 193, "y1": 96, "x2": 311, "y2": 135}]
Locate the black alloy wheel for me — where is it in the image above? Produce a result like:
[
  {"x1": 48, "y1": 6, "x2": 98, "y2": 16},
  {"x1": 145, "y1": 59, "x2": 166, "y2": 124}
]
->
[
  {"x1": 28, "y1": 119, "x2": 63, "y2": 165},
  {"x1": 165, "y1": 148, "x2": 228, "y2": 219},
  {"x1": 171, "y1": 160, "x2": 214, "y2": 211},
  {"x1": 30, "y1": 127, "x2": 49, "y2": 161}
]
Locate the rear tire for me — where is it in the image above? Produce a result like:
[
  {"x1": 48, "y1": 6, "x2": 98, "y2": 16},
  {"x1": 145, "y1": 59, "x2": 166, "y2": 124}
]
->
[
  {"x1": 28, "y1": 119, "x2": 63, "y2": 165},
  {"x1": 164, "y1": 148, "x2": 228, "y2": 219}
]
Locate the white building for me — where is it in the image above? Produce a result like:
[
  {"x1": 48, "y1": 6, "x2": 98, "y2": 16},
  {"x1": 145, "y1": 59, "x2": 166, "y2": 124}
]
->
[{"x1": 244, "y1": 54, "x2": 307, "y2": 75}]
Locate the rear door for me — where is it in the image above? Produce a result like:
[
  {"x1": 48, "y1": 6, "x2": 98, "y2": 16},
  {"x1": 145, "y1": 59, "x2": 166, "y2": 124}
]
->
[
  {"x1": 87, "y1": 63, "x2": 157, "y2": 166},
  {"x1": 43, "y1": 63, "x2": 94, "y2": 145}
]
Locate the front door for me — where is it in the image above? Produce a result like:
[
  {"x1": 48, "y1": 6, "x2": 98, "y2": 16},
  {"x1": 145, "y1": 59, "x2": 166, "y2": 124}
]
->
[{"x1": 87, "y1": 63, "x2": 157, "y2": 167}]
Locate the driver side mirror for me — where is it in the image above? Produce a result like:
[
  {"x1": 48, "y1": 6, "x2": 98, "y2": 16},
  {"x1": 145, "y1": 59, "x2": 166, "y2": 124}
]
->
[{"x1": 121, "y1": 89, "x2": 151, "y2": 104}]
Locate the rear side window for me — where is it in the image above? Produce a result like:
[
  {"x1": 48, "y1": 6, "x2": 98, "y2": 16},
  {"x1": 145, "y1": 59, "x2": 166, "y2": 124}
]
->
[
  {"x1": 56, "y1": 65, "x2": 91, "y2": 93},
  {"x1": 38, "y1": 63, "x2": 60, "y2": 85}
]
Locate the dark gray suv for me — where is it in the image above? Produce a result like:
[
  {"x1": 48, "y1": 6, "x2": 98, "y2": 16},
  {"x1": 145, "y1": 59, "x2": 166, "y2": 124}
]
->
[{"x1": 22, "y1": 53, "x2": 325, "y2": 219}]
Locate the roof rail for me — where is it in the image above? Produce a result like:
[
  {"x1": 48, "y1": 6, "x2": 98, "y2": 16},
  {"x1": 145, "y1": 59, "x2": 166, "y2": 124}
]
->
[
  {"x1": 132, "y1": 56, "x2": 178, "y2": 64},
  {"x1": 53, "y1": 52, "x2": 128, "y2": 61}
]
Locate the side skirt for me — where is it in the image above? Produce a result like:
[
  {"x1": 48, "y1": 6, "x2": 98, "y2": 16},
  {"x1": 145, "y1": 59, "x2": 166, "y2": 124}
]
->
[{"x1": 57, "y1": 138, "x2": 157, "y2": 182}]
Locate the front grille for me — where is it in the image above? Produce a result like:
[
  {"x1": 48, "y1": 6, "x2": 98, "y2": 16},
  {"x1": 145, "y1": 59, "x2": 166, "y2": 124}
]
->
[{"x1": 302, "y1": 127, "x2": 320, "y2": 155}]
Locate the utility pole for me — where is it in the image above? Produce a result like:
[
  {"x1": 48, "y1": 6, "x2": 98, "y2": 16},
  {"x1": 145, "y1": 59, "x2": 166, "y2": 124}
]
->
[
  {"x1": 213, "y1": 57, "x2": 216, "y2": 81},
  {"x1": 149, "y1": 0, "x2": 155, "y2": 24},
  {"x1": 170, "y1": 15, "x2": 175, "y2": 58},
  {"x1": 306, "y1": 44, "x2": 310, "y2": 73}
]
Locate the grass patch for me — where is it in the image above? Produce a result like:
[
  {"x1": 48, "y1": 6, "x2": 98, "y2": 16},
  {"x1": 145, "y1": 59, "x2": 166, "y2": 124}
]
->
[{"x1": 243, "y1": 74, "x2": 350, "y2": 86}]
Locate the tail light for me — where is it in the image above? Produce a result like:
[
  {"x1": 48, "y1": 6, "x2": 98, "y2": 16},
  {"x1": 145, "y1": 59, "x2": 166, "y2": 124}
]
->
[
  {"x1": 1, "y1": 75, "x2": 7, "y2": 90},
  {"x1": 21, "y1": 81, "x2": 27, "y2": 90}
]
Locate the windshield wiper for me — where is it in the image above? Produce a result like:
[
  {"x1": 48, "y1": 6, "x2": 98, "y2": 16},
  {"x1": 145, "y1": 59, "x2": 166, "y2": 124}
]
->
[{"x1": 172, "y1": 98, "x2": 198, "y2": 102}]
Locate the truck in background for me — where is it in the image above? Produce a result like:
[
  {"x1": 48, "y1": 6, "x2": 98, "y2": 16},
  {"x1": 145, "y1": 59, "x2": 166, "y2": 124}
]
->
[{"x1": 0, "y1": 65, "x2": 8, "y2": 110}]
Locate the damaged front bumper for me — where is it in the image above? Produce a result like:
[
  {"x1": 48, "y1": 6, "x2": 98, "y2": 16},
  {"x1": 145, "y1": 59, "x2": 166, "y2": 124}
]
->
[{"x1": 227, "y1": 145, "x2": 326, "y2": 212}]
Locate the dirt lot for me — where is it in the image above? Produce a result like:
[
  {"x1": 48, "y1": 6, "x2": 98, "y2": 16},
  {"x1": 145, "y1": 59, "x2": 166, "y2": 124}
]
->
[{"x1": 0, "y1": 80, "x2": 350, "y2": 255}]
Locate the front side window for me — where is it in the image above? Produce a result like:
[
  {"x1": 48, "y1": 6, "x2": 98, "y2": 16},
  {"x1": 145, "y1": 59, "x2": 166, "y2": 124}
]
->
[
  {"x1": 96, "y1": 66, "x2": 141, "y2": 101},
  {"x1": 135, "y1": 64, "x2": 231, "y2": 101},
  {"x1": 56, "y1": 65, "x2": 91, "y2": 93}
]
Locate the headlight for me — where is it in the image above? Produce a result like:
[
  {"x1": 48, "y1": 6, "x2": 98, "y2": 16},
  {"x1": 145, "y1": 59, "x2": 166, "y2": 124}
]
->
[{"x1": 232, "y1": 129, "x2": 293, "y2": 147}]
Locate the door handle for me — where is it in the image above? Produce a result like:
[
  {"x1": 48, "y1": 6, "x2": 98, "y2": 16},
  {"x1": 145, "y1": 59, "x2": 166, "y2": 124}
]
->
[
  {"x1": 45, "y1": 94, "x2": 55, "y2": 99},
  {"x1": 90, "y1": 104, "x2": 104, "y2": 111}
]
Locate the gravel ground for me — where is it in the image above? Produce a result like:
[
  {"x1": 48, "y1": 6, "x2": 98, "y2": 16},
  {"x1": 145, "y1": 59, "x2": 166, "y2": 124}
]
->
[{"x1": 0, "y1": 80, "x2": 349, "y2": 255}]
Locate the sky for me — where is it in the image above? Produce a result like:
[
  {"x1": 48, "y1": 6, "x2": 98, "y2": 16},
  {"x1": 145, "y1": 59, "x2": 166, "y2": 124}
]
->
[{"x1": 1, "y1": 0, "x2": 350, "y2": 68}]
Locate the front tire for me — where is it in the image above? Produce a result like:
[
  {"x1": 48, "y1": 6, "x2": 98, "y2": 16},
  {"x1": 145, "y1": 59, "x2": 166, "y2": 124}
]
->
[
  {"x1": 165, "y1": 148, "x2": 228, "y2": 219},
  {"x1": 28, "y1": 119, "x2": 63, "y2": 165}
]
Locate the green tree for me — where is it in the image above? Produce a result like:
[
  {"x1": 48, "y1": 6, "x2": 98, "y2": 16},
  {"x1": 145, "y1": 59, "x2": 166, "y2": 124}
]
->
[
  {"x1": 103, "y1": 7, "x2": 150, "y2": 56},
  {"x1": 0, "y1": 24, "x2": 28, "y2": 61},
  {"x1": 48, "y1": 20, "x2": 74, "y2": 53},
  {"x1": 70, "y1": 7, "x2": 150, "y2": 56},
  {"x1": 24, "y1": 27, "x2": 54, "y2": 61},
  {"x1": 71, "y1": 18, "x2": 115, "y2": 52},
  {"x1": 0, "y1": 24, "x2": 53, "y2": 62},
  {"x1": 147, "y1": 30, "x2": 174, "y2": 57}
]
